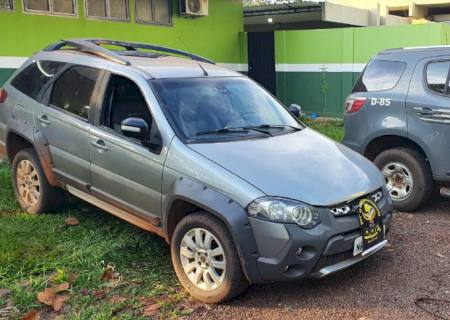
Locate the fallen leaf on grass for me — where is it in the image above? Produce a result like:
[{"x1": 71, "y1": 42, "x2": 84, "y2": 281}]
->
[
  {"x1": 92, "y1": 289, "x2": 106, "y2": 300},
  {"x1": 64, "y1": 217, "x2": 79, "y2": 226},
  {"x1": 37, "y1": 283, "x2": 69, "y2": 311},
  {"x1": 21, "y1": 309, "x2": 40, "y2": 320},
  {"x1": 52, "y1": 297, "x2": 65, "y2": 312},
  {"x1": 143, "y1": 303, "x2": 161, "y2": 317},
  {"x1": 101, "y1": 266, "x2": 120, "y2": 282},
  {"x1": 109, "y1": 296, "x2": 128, "y2": 304}
]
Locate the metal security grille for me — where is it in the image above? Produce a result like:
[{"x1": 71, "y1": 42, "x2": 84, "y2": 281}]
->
[{"x1": 0, "y1": 0, "x2": 13, "y2": 10}]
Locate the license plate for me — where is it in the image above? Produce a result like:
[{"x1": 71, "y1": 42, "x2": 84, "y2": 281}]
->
[
  {"x1": 356, "y1": 198, "x2": 385, "y2": 253},
  {"x1": 353, "y1": 236, "x2": 363, "y2": 256}
]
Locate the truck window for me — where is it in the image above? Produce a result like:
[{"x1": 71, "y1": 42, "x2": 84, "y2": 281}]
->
[
  {"x1": 353, "y1": 60, "x2": 406, "y2": 93},
  {"x1": 426, "y1": 61, "x2": 450, "y2": 95}
]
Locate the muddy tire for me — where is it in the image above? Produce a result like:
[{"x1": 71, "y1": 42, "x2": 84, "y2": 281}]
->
[
  {"x1": 12, "y1": 148, "x2": 64, "y2": 214},
  {"x1": 171, "y1": 212, "x2": 248, "y2": 304},
  {"x1": 374, "y1": 148, "x2": 433, "y2": 212}
]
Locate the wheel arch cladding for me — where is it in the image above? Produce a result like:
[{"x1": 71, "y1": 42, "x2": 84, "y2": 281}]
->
[{"x1": 163, "y1": 177, "x2": 262, "y2": 284}]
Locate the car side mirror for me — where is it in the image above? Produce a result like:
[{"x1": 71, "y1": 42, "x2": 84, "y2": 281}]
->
[
  {"x1": 288, "y1": 104, "x2": 302, "y2": 118},
  {"x1": 121, "y1": 117, "x2": 149, "y2": 142}
]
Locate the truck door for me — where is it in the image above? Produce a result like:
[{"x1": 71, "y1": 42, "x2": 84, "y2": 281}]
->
[{"x1": 406, "y1": 57, "x2": 450, "y2": 181}]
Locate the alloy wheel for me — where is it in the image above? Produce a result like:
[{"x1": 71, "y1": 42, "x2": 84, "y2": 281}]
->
[
  {"x1": 16, "y1": 160, "x2": 40, "y2": 206},
  {"x1": 180, "y1": 228, "x2": 226, "y2": 291}
]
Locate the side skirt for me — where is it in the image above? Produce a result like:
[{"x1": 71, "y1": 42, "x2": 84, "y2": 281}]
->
[{"x1": 66, "y1": 185, "x2": 167, "y2": 240}]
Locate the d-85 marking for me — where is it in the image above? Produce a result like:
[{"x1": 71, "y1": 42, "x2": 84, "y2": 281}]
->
[{"x1": 370, "y1": 98, "x2": 391, "y2": 106}]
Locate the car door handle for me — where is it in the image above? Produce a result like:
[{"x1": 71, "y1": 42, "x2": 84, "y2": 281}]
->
[
  {"x1": 38, "y1": 115, "x2": 51, "y2": 127},
  {"x1": 91, "y1": 139, "x2": 108, "y2": 151},
  {"x1": 416, "y1": 107, "x2": 434, "y2": 115}
]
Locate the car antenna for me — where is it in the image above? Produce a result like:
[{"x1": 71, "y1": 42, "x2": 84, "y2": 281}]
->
[{"x1": 177, "y1": 35, "x2": 208, "y2": 76}]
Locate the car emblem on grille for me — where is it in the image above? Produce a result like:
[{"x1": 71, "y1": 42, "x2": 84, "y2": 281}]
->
[
  {"x1": 359, "y1": 198, "x2": 378, "y2": 222},
  {"x1": 330, "y1": 191, "x2": 383, "y2": 217}
]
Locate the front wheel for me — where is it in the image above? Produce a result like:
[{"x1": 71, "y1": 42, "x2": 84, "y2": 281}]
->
[
  {"x1": 374, "y1": 148, "x2": 433, "y2": 212},
  {"x1": 171, "y1": 212, "x2": 248, "y2": 303}
]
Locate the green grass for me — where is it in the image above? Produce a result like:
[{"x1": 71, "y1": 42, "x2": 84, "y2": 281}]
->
[
  {"x1": 0, "y1": 121, "x2": 344, "y2": 319},
  {"x1": 304, "y1": 118, "x2": 345, "y2": 142},
  {"x1": 0, "y1": 164, "x2": 184, "y2": 319}
]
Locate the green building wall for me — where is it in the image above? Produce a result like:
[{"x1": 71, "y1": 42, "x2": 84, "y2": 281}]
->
[
  {"x1": 275, "y1": 23, "x2": 449, "y2": 117},
  {"x1": 0, "y1": 0, "x2": 245, "y2": 84}
]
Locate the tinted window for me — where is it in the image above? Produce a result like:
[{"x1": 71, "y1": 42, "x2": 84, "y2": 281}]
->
[
  {"x1": 353, "y1": 60, "x2": 406, "y2": 92},
  {"x1": 136, "y1": 0, "x2": 171, "y2": 24},
  {"x1": 11, "y1": 61, "x2": 67, "y2": 99},
  {"x1": 426, "y1": 61, "x2": 450, "y2": 95},
  {"x1": 50, "y1": 66, "x2": 100, "y2": 120},
  {"x1": 0, "y1": 0, "x2": 14, "y2": 10}
]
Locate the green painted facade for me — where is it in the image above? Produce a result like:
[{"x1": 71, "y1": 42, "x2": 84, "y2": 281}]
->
[
  {"x1": 275, "y1": 23, "x2": 450, "y2": 117},
  {"x1": 0, "y1": 0, "x2": 245, "y2": 83}
]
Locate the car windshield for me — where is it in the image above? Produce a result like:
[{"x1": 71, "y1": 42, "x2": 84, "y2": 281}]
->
[{"x1": 151, "y1": 77, "x2": 301, "y2": 141}]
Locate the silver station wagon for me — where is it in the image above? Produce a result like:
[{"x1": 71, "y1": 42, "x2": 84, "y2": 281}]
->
[{"x1": 0, "y1": 39, "x2": 392, "y2": 303}]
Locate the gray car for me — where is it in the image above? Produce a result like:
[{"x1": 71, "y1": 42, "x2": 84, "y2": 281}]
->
[
  {"x1": 343, "y1": 46, "x2": 450, "y2": 211},
  {"x1": 0, "y1": 39, "x2": 392, "y2": 303}
]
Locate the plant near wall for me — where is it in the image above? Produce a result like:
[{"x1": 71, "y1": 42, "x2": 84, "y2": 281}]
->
[{"x1": 320, "y1": 65, "x2": 329, "y2": 114}]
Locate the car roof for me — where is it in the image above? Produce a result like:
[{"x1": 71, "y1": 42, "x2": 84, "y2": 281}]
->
[
  {"x1": 375, "y1": 46, "x2": 450, "y2": 63},
  {"x1": 32, "y1": 39, "x2": 242, "y2": 79}
]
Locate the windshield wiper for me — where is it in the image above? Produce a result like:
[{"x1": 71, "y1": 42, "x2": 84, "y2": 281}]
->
[
  {"x1": 251, "y1": 124, "x2": 303, "y2": 131},
  {"x1": 195, "y1": 127, "x2": 272, "y2": 137}
]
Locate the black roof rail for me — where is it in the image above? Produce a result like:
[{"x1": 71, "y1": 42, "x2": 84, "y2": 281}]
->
[
  {"x1": 44, "y1": 38, "x2": 215, "y2": 65},
  {"x1": 44, "y1": 39, "x2": 131, "y2": 66}
]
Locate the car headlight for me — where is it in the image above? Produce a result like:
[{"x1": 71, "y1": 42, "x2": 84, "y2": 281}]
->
[{"x1": 247, "y1": 197, "x2": 320, "y2": 229}]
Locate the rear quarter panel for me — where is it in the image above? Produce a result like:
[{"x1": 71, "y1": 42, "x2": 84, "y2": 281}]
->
[{"x1": 343, "y1": 57, "x2": 413, "y2": 155}]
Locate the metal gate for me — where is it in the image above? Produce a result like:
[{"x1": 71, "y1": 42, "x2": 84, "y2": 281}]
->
[{"x1": 247, "y1": 32, "x2": 276, "y2": 95}]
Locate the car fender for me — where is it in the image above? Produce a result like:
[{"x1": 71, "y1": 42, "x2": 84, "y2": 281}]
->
[{"x1": 163, "y1": 177, "x2": 262, "y2": 284}]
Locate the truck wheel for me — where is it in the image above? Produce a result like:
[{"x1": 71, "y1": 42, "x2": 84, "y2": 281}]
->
[
  {"x1": 171, "y1": 212, "x2": 248, "y2": 303},
  {"x1": 374, "y1": 148, "x2": 432, "y2": 212},
  {"x1": 12, "y1": 149, "x2": 64, "y2": 214}
]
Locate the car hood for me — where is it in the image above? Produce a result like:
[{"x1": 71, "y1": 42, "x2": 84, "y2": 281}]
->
[{"x1": 188, "y1": 128, "x2": 384, "y2": 206}]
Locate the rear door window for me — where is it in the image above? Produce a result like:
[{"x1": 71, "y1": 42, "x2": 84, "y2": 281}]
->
[
  {"x1": 49, "y1": 65, "x2": 100, "y2": 120},
  {"x1": 10, "y1": 61, "x2": 67, "y2": 100},
  {"x1": 353, "y1": 60, "x2": 406, "y2": 93},
  {"x1": 426, "y1": 61, "x2": 450, "y2": 95}
]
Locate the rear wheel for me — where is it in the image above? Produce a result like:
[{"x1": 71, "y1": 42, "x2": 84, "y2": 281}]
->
[
  {"x1": 171, "y1": 212, "x2": 248, "y2": 303},
  {"x1": 12, "y1": 149, "x2": 64, "y2": 214},
  {"x1": 374, "y1": 148, "x2": 433, "y2": 211}
]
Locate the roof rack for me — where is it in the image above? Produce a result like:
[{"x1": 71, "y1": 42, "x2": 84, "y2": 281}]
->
[
  {"x1": 44, "y1": 38, "x2": 215, "y2": 65},
  {"x1": 44, "y1": 39, "x2": 131, "y2": 66}
]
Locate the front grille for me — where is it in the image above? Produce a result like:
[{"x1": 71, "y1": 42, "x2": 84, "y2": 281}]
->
[
  {"x1": 330, "y1": 189, "x2": 383, "y2": 217},
  {"x1": 313, "y1": 249, "x2": 354, "y2": 273}
]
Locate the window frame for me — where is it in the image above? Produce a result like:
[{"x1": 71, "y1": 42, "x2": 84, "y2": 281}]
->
[
  {"x1": 424, "y1": 59, "x2": 450, "y2": 98},
  {"x1": 135, "y1": 0, "x2": 172, "y2": 27},
  {"x1": 0, "y1": 0, "x2": 14, "y2": 11},
  {"x1": 84, "y1": 0, "x2": 130, "y2": 22},
  {"x1": 22, "y1": 0, "x2": 78, "y2": 17},
  {"x1": 46, "y1": 64, "x2": 103, "y2": 123},
  {"x1": 93, "y1": 71, "x2": 162, "y2": 151},
  {"x1": 352, "y1": 59, "x2": 407, "y2": 93}
]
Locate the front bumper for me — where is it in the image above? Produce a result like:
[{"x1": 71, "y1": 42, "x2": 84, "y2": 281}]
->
[{"x1": 248, "y1": 193, "x2": 393, "y2": 283}]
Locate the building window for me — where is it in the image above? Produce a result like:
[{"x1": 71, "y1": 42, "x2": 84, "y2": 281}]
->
[
  {"x1": 136, "y1": 0, "x2": 171, "y2": 25},
  {"x1": 85, "y1": 0, "x2": 129, "y2": 21},
  {"x1": 0, "y1": 0, "x2": 14, "y2": 11},
  {"x1": 23, "y1": 0, "x2": 76, "y2": 15}
]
